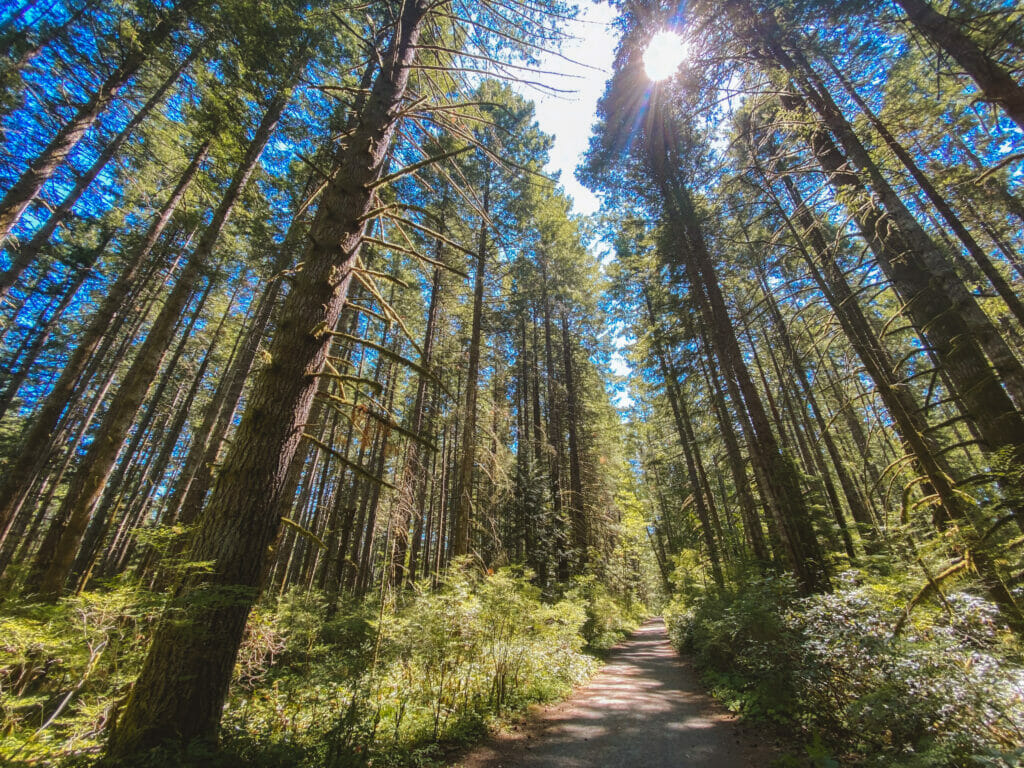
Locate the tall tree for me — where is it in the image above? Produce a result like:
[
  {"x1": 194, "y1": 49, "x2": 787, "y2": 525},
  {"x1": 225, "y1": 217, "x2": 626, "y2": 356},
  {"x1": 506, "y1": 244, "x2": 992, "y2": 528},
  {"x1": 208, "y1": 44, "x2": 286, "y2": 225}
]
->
[{"x1": 0, "y1": 0, "x2": 202, "y2": 251}]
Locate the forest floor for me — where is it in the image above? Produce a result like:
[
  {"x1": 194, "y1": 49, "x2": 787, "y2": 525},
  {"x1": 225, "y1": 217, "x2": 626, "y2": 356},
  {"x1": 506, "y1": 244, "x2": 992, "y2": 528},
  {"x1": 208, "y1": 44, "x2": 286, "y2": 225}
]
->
[{"x1": 454, "y1": 618, "x2": 782, "y2": 768}]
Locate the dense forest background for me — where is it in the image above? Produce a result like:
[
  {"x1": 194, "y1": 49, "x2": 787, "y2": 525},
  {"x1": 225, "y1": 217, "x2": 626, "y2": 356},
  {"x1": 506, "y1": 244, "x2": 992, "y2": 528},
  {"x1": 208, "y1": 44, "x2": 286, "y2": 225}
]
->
[{"x1": 0, "y1": 0, "x2": 1023, "y2": 766}]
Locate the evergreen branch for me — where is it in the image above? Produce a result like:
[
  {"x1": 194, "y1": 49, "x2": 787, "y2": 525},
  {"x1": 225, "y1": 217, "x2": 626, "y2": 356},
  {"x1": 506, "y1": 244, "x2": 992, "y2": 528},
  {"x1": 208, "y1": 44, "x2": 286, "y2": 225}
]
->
[
  {"x1": 370, "y1": 145, "x2": 472, "y2": 190},
  {"x1": 280, "y1": 516, "x2": 327, "y2": 550},
  {"x1": 302, "y1": 433, "x2": 396, "y2": 489},
  {"x1": 893, "y1": 556, "x2": 970, "y2": 637},
  {"x1": 362, "y1": 236, "x2": 469, "y2": 278}
]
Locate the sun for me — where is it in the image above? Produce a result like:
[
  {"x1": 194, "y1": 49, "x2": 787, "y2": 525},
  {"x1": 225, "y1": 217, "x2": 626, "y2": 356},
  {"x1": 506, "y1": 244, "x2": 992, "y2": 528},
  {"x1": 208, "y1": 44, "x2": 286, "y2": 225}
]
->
[{"x1": 643, "y1": 31, "x2": 688, "y2": 82}]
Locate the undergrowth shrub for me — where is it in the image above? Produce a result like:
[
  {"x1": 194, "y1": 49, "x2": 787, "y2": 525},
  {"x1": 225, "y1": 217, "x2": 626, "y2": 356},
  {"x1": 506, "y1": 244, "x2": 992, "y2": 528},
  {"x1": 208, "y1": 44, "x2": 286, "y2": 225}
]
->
[
  {"x1": 567, "y1": 573, "x2": 645, "y2": 651},
  {"x1": 0, "y1": 587, "x2": 165, "y2": 765},
  {"x1": 666, "y1": 572, "x2": 1024, "y2": 767},
  {"x1": 223, "y1": 566, "x2": 598, "y2": 767},
  {"x1": 1, "y1": 566, "x2": 629, "y2": 767},
  {"x1": 669, "y1": 574, "x2": 801, "y2": 721}
]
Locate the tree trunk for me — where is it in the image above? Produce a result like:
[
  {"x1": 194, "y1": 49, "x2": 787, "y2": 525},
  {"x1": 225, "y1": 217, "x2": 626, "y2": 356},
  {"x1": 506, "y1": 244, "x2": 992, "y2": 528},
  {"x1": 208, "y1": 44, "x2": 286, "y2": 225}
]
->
[
  {"x1": 165, "y1": 219, "x2": 308, "y2": 529},
  {"x1": 643, "y1": 289, "x2": 725, "y2": 586},
  {"x1": 753, "y1": 260, "x2": 879, "y2": 552},
  {"x1": 104, "y1": 6, "x2": 429, "y2": 755},
  {"x1": 560, "y1": 310, "x2": 587, "y2": 569},
  {"x1": 539, "y1": 254, "x2": 568, "y2": 579},
  {"x1": 822, "y1": 54, "x2": 1024, "y2": 330},
  {"x1": 72, "y1": 283, "x2": 235, "y2": 589},
  {"x1": 453, "y1": 172, "x2": 489, "y2": 558},
  {"x1": 759, "y1": 160, "x2": 1024, "y2": 626},
  {"x1": 753, "y1": 11, "x2": 1024, "y2": 411},
  {"x1": 394, "y1": 259, "x2": 442, "y2": 585},
  {"x1": 25, "y1": 88, "x2": 289, "y2": 599},
  {"x1": 0, "y1": 240, "x2": 102, "y2": 422},
  {"x1": 0, "y1": 50, "x2": 195, "y2": 295},
  {"x1": 894, "y1": 0, "x2": 1024, "y2": 131},
  {"x1": 698, "y1": 350, "x2": 770, "y2": 565},
  {"x1": 757, "y1": 39, "x2": 1024, "y2": 512},
  {"x1": 647, "y1": 133, "x2": 830, "y2": 591}
]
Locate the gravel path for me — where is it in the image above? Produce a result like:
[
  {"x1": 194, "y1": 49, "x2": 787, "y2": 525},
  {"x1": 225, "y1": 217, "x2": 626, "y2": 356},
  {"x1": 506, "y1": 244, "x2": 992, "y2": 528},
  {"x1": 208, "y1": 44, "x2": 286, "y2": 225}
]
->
[{"x1": 455, "y1": 618, "x2": 779, "y2": 768}]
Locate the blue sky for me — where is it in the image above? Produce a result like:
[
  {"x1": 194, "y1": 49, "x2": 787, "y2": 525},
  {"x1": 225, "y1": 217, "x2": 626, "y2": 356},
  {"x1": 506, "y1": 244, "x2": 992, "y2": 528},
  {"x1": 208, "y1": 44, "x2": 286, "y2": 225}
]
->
[
  {"x1": 514, "y1": 2, "x2": 619, "y2": 216},
  {"x1": 509, "y1": 2, "x2": 635, "y2": 400}
]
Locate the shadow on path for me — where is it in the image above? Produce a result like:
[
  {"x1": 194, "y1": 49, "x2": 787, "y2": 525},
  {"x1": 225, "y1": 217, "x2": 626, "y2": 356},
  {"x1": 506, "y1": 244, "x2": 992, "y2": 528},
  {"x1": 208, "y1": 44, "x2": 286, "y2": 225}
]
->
[{"x1": 456, "y1": 618, "x2": 779, "y2": 768}]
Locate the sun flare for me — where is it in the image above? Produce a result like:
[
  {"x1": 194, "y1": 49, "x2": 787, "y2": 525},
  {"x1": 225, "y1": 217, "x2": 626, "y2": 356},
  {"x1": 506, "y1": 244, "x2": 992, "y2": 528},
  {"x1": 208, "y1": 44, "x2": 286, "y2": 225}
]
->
[{"x1": 643, "y1": 30, "x2": 688, "y2": 82}]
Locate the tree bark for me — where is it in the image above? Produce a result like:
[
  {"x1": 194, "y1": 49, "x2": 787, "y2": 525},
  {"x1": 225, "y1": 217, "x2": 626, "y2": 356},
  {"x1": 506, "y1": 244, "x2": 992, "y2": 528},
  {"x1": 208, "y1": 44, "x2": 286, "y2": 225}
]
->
[
  {"x1": 0, "y1": 238, "x2": 104, "y2": 422},
  {"x1": 697, "y1": 348, "x2": 770, "y2": 565},
  {"x1": 752, "y1": 261, "x2": 879, "y2": 552},
  {"x1": 71, "y1": 283, "x2": 236, "y2": 589},
  {"x1": 104, "y1": 5, "x2": 429, "y2": 754},
  {"x1": 823, "y1": 55, "x2": 1024, "y2": 330},
  {"x1": 25, "y1": 88, "x2": 289, "y2": 599},
  {"x1": 560, "y1": 310, "x2": 587, "y2": 569},
  {"x1": 0, "y1": 50, "x2": 195, "y2": 295},
  {"x1": 757, "y1": 159, "x2": 1024, "y2": 626},
  {"x1": 644, "y1": 289, "x2": 725, "y2": 587},
  {"x1": 647, "y1": 132, "x2": 830, "y2": 591},
  {"x1": 748, "y1": 27, "x2": 1024, "y2": 513},
  {"x1": 394, "y1": 259, "x2": 442, "y2": 585},
  {"x1": 453, "y1": 172, "x2": 489, "y2": 558}
]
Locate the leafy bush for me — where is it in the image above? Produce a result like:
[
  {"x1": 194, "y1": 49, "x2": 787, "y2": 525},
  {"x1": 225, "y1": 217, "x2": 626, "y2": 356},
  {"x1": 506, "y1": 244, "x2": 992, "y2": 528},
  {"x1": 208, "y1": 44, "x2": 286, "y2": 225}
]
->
[
  {"x1": 567, "y1": 573, "x2": 645, "y2": 651},
  {"x1": 222, "y1": 566, "x2": 598, "y2": 767},
  {"x1": 668, "y1": 574, "x2": 801, "y2": 721},
  {"x1": 0, "y1": 568, "x2": 615, "y2": 767},
  {"x1": 666, "y1": 572, "x2": 1024, "y2": 767}
]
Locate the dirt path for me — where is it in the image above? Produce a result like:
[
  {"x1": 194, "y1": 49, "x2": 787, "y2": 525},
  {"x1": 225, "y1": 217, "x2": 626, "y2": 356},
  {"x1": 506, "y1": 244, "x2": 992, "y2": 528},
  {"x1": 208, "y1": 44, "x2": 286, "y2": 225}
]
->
[{"x1": 455, "y1": 618, "x2": 779, "y2": 768}]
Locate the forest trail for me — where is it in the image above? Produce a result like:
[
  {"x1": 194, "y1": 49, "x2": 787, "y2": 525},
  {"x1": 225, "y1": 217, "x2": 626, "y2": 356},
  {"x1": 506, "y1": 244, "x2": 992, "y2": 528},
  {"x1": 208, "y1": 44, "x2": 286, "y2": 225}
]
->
[{"x1": 456, "y1": 618, "x2": 779, "y2": 768}]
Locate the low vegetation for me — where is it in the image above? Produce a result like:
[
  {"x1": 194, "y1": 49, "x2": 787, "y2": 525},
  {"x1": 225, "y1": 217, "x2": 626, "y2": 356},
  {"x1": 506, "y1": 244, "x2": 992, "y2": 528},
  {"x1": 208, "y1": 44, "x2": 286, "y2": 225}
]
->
[
  {"x1": 1, "y1": 567, "x2": 644, "y2": 767},
  {"x1": 666, "y1": 571, "x2": 1024, "y2": 768}
]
